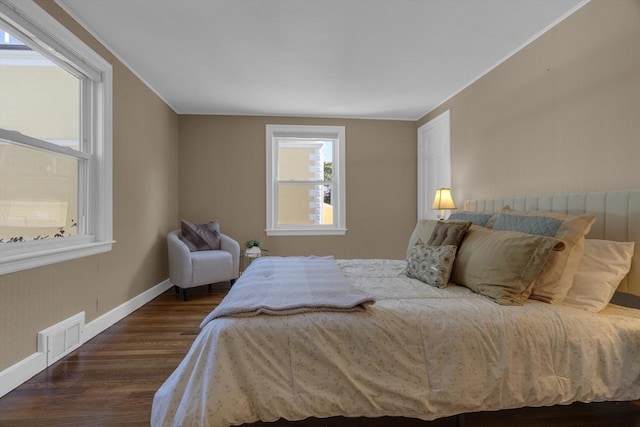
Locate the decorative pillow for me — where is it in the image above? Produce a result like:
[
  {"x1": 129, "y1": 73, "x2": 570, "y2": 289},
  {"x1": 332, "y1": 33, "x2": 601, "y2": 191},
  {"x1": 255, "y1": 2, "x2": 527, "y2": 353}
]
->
[
  {"x1": 563, "y1": 239, "x2": 635, "y2": 312},
  {"x1": 179, "y1": 220, "x2": 221, "y2": 251},
  {"x1": 451, "y1": 225, "x2": 561, "y2": 305},
  {"x1": 406, "y1": 240, "x2": 457, "y2": 288},
  {"x1": 447, "y1": 211, "x2": 497, "y2": 228},
  {"x1": 406, "y1": 219, "x2": 473, "y2": 259},
  {"x1": 492, "y1": 207, "x2": 596, "y2": 304},
  {"x1": 427, "y1": 220, "x2": 472, "y2": 246}
]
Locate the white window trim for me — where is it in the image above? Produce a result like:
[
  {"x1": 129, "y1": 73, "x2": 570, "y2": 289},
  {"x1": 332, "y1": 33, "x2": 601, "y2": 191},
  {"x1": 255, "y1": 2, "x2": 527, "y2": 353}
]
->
[
  {"x1": 0, "y1": 0, "x2": 113, "y2": 275},
  {"x1": 266, "y1": 124, "x2": 346, "y2": 236}
]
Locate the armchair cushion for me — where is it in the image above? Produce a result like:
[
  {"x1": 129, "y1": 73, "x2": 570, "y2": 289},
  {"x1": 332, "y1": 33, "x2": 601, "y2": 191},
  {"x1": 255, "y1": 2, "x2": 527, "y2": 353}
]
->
[
  {"x1": 191, "y1": 250, "x2": 234, "y2": 287},
  {"x1": 180, "y1": 219, "x2": 221, "y2": 251}
]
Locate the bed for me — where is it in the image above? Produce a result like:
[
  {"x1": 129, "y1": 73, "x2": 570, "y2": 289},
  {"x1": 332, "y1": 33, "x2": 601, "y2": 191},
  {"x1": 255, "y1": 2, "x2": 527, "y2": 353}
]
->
[{"x1": 151, "y1": 189, "x2": 640, "y2": 427}]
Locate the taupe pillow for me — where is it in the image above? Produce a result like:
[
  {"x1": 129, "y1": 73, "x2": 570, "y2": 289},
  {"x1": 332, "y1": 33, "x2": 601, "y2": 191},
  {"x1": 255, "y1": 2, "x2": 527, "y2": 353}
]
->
[
  {"x1": 179, "y1": 220, "x2": 221, "y2": 251},
  {"x1": 451, "y1": 225, "x2": 561, "y2": 305},
  {"x1": 406, "y1": 240, "x2": 457, "y2": 288},
  {"x1": 493, "y1": 208, "x2": 596, "y2": 304},
  {"x1": 406, "y1": 219, "x2": 473, "y2": 259},
  {"x1": 427, "y1": 220, "x2": 472, "y2": 246}
]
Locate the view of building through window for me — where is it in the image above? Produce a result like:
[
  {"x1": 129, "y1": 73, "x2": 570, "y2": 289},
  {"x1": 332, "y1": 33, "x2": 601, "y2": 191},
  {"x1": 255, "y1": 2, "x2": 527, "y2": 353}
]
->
[
  {"x1": 0, "y1": 28, "x2": 80, "y2": 242},
  {"x1": 277, "y1": 138, "x2": 334, "y2": 226}
]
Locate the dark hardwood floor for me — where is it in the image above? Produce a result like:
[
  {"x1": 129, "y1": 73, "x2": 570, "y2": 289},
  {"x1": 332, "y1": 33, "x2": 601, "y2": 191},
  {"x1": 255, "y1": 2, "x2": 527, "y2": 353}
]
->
[{"x1": 1, "y1": 284, "x2": 638, "y2": 427}]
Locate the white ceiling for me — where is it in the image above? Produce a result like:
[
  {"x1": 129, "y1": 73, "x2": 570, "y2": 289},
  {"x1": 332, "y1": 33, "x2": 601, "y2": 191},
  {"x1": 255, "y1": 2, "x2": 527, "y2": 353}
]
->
[{"x1": 58, "y1": 0, "x2": 585, "y2": 120}]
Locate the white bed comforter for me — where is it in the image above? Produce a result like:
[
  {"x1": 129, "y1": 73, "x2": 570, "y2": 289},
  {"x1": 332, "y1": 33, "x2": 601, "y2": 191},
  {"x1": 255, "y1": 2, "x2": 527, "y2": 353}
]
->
[{"x1": 151, "y1": 259, "x2": 640, "y2": 427}]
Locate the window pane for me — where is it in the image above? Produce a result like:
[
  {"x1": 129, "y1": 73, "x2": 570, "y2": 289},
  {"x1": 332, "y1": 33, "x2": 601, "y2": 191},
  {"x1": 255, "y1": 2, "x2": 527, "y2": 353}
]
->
[
  {"x1": 0, "y1": 142, "x2": 78, "y2": 241},
  {"x1": 0, "y1": 28, "x2": 80, "y2": 149},
  {"x1": 278, "y1": 139, "x2": 332, "y2": 181},
  {"x1": 1, "y1": 29, "x2": 23, "y2": 46},
  {"x1": 277, "y1": 183, "x2": 333, "y2": 226}
]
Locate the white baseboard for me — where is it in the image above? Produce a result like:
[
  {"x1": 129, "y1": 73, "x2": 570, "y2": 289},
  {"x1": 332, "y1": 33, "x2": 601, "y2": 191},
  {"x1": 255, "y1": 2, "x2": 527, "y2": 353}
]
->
[
  {"x1": 0, "y1": 352, "x2": 46, "y2": 398},
  {"x1": 0, "y1": 278, "x2": 173, "y2": 398},
  {"x1": 84, "y1": 279, "x2": 173, "y2": 339}
]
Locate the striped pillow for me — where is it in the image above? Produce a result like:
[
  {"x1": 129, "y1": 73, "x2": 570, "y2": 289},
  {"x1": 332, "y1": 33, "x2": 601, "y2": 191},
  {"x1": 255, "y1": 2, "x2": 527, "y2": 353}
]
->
[{"x1": 179, "y1": 220, "x2": 221, "y2": 251}]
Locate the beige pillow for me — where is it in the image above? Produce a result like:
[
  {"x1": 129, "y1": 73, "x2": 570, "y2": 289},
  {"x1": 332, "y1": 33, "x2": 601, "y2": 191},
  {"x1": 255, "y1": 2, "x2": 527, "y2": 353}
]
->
[
  {"x1": 563, "y1": 239, "x2": 635, "y2": 312},
  {"x1": 492, "y1": 208, "x2": 596, "y2": 304},
  {"x1": 451, "y1": 225, "x2": 561, "y2": 305},
  {"x1": 406, "y1": 219, "x2": 472, "y2": 259}
]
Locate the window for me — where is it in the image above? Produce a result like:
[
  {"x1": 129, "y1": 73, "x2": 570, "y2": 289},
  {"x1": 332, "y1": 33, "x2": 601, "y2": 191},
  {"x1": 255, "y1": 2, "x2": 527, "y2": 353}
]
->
[
  {"x1": 266, "y1": 124, "x2": 346, "y2": 236},
  {"x1": 0, "y1": 0, "x2": 112, "y2": 274}
]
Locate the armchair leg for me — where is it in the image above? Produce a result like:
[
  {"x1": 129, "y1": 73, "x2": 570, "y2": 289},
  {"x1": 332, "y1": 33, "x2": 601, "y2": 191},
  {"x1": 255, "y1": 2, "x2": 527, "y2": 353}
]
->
[
  {"x1": 174, "y1": 286, "x2": 180, "y2": 295},
  {"x1": 208, "y1": 283, "x2": 212, "y2": 292},
  {"x1": 183, "y1": 288, "x2": 189, "y2": 302},
  {"x1": 230, "y1": 279, "x2": 236, "y2": 287}
]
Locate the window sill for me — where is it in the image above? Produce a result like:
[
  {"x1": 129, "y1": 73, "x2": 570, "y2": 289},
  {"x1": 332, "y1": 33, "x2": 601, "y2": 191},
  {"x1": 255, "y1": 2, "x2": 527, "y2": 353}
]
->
[
  {"x1": 0, "y1": 239, "x2": 115, "y2": 275},
  {"x1": 266, "y1": 228, "x2": 347, "y2": 236}
]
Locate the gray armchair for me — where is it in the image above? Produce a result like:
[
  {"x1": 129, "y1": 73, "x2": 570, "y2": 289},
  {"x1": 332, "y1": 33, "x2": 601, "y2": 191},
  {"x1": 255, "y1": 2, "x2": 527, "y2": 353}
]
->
[{"x1": 167, "y1": 230, "x2": 240, "y2": 301}]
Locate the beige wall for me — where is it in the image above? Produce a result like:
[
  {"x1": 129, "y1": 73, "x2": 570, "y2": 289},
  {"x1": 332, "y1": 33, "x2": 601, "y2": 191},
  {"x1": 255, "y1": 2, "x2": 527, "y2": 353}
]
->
[
  {"x1": 178, "y1": 115, "x2": 416, "y2": 259},
  {"x1": 0, "y1": 1, "x2": 180, "y2": 370},
  {"x1": 418, "y1": 0, "x2": 640, "y2": 204}
]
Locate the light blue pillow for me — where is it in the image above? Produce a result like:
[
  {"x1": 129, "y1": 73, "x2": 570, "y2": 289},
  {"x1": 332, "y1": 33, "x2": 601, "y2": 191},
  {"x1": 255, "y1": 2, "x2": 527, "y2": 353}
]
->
[
  {"x1": 448, "y1": 212, "x2": 495, "y2": 227},
  {"x1": 492, "y1": 212, "x2": 563, "y2": 237}
]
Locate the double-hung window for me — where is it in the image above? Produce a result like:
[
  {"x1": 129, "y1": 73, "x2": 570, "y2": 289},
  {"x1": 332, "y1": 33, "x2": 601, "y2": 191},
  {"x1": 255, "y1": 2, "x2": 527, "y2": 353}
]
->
[
  {"x1": 0, "y1": 0, "x2": 113, "y2": 274},
  {"x1": 266, "y1": 124, "x2": 346, "y2": 236}
]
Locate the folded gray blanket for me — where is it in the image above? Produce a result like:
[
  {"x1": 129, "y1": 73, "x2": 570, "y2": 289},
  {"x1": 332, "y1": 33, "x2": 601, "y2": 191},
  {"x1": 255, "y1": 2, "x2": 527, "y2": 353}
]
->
[{"x1": 201, "y1": 256, "x2": 375, "y2": 326}]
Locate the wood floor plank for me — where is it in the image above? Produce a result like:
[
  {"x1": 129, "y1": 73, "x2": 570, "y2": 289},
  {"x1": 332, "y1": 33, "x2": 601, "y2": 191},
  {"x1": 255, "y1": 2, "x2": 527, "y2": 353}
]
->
[{"x1": 1, "y1": 283, "x2": 638, "y2": 426}]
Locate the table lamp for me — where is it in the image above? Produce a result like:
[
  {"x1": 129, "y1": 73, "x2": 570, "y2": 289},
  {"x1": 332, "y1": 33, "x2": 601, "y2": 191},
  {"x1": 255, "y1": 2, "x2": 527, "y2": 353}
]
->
[{"x1": 432, "y1": 187, "x2": 457, "y2": 220}]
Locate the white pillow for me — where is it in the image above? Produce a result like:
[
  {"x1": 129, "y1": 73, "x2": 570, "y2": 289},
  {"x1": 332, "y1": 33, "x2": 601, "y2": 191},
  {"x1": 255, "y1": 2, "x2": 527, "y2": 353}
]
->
[{"x1": 563, "y1": 239, "x2": 635, "y2": 312}]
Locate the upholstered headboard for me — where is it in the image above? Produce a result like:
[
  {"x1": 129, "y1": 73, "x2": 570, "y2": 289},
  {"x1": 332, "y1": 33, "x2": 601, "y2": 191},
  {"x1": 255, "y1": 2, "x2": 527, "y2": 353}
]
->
[{"x1": 464, "y1": 189, "x2": 640, "y2": 300}]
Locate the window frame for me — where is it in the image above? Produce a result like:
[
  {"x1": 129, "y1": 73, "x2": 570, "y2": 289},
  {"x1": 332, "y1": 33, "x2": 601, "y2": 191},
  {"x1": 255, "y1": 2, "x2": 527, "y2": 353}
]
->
[
  {"x1": 266, "y1": 124, "x2": 346, "y2": 236},
  {"x1": 0, "y1": 0, "x2": 113, "y2": 275}
]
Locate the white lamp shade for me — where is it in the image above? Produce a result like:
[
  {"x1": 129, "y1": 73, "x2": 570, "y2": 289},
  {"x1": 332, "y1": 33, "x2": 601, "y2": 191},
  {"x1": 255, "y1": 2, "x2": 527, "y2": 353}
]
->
[{"x1": 432, "y1": 188, "x2": 457, "y2": 210}]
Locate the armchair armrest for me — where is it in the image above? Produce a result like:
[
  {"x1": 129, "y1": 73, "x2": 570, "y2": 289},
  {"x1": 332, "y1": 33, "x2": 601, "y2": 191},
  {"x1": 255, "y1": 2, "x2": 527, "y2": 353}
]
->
[
  {"x1": 167, "y1": 230, "x2": 192, "y2": 287},
  {"x1": 220, "y1": 233, "x2": 240, "y2": 278}
]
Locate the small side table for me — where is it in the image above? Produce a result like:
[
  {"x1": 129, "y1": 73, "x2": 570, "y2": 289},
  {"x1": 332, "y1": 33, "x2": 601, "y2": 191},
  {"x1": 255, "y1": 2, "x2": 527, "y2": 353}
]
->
[{"x1": 240, "y1": 249, "x2": 269, "y2": 273}]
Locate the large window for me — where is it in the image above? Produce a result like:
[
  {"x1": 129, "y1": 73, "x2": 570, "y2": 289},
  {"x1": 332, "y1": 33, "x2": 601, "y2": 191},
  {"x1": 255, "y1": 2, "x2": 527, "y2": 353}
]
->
[
  {"x1": 266, "y1": 125, "x2": 346, "y2": 236},
  {"x1": 0, "y1": 0, "x2": 112, "y2": 274}
]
